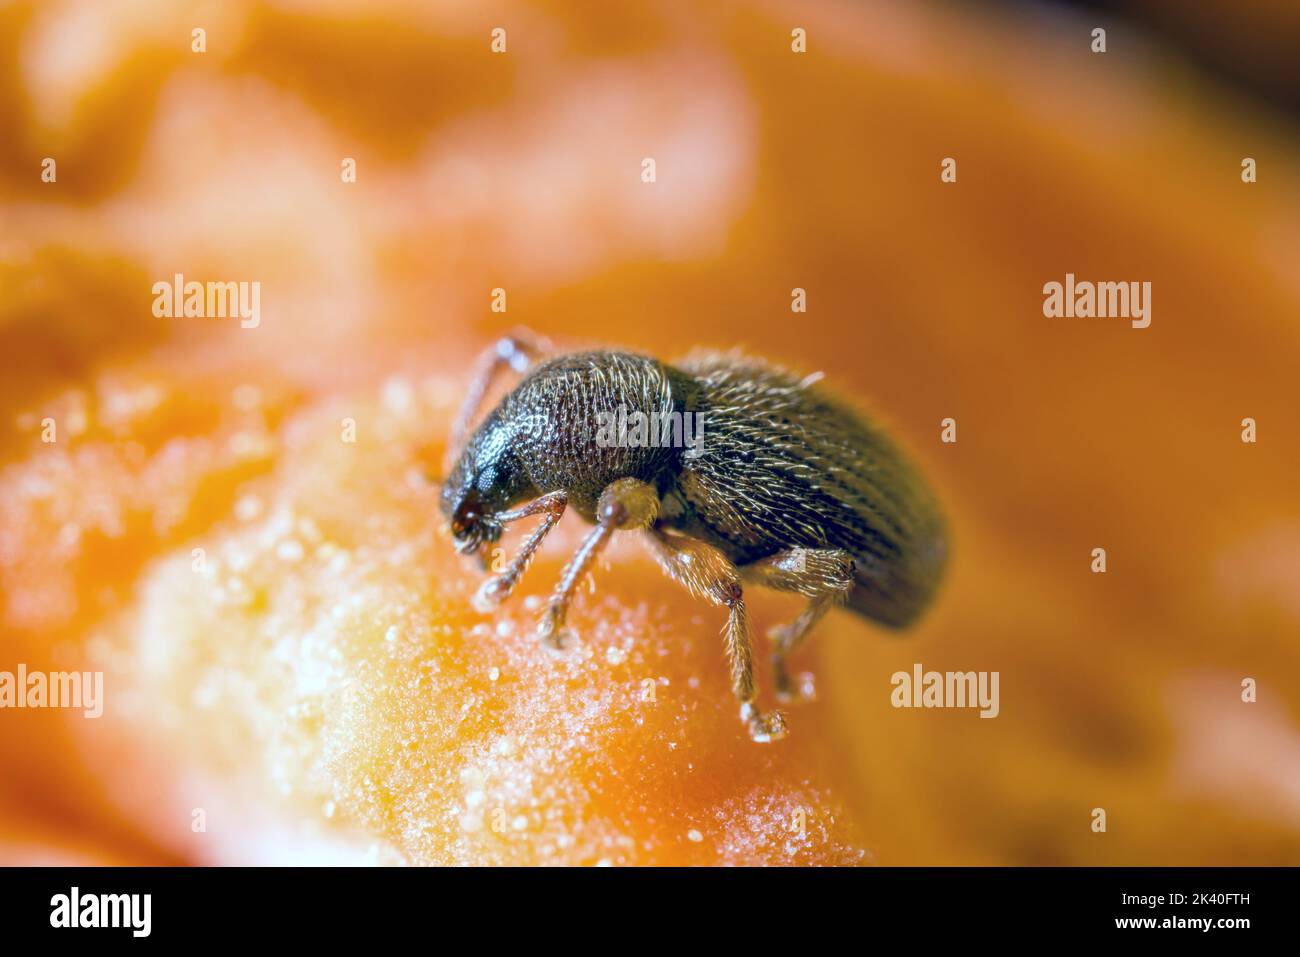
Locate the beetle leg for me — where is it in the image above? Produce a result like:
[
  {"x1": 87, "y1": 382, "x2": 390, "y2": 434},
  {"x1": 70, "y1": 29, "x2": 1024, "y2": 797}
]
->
[
  {"x1": 741, "y1": 548, "x2": 855, "y2": 702},
  {"x1": 473, "y1": 491, "x2": 568, "y2": 611},
  {"x1": 535, "y1": 478, "x2": 659, "y2": 651},
  {"x1": 445, "y1": 328, "x2": 551, "y2": 470},
  {"x1": 643, "y1": 528, "x2": 789, "y2": 743}
]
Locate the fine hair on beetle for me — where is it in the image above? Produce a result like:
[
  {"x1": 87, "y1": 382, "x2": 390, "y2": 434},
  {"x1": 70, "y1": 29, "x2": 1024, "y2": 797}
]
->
[{"x1": 439, "y1": 330, "x2": 947, "y2": 743}]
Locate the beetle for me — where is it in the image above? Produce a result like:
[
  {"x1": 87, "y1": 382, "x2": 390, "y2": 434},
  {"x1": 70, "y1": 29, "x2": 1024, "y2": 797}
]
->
[{"x1": 440, "y1": 331, "x2": 947, "y2": 742}]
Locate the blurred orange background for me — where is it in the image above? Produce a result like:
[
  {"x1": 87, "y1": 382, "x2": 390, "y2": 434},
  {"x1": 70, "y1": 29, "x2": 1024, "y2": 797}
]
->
[{"x1": 1, "y1": 0, "x2": 1299, "y2": 865}]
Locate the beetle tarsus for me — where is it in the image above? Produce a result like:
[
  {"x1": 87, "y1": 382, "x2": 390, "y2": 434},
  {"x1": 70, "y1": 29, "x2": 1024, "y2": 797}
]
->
[
  {"x1": 773, "y1": 661, "x2": 817, "y2": 704},
  {"x1": 740, "y1": 702, "x2": 789, "y2": 743},
  {"x1": 473, "y1": 577, "x2": 509, "y2": 612},
  {"x1": 536, "y1": 615, "x2": 576, "y2": 652}
]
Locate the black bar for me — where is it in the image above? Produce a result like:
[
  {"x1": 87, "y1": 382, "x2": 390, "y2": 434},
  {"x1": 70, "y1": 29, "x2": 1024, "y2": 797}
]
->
[{"x1": 0, "y1": 867, "x2": 1288, "y2": 943}]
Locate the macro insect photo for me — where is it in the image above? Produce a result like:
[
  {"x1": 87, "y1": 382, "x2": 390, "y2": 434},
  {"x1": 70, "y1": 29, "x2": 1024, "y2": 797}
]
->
[
  {"x1": 440, "y1": 336, "x2": 947, "y2": 744},
  {"x1": 0, "y1": 0, "x2": 1298, "y2": 931}
]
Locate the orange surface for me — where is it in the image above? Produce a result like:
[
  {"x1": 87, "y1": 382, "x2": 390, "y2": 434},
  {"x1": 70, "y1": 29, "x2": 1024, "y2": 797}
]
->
[{"x1": 1, "y1": 0, "x2": 1299, "y2": 865}]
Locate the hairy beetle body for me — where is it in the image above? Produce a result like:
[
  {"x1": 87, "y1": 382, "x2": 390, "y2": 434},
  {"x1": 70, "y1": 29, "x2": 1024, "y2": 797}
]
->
[
  {"x1": 440, "y1": 340, "x2": 948, "y2": 742},
  {"x1": 665, "y1": 352, "x2": 947, "y2": 629}
]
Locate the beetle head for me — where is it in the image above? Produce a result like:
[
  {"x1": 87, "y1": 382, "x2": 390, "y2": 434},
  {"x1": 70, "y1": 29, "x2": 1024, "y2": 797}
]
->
[
  {"x1": 439, "y1": 414, "x2": 533, "y2": 557},
  {"x1": 444, "y1": 485, "x2": 502, "y2": 556}
]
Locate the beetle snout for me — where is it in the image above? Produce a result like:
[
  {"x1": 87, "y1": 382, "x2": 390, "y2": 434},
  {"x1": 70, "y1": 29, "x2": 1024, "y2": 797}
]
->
[
  {"x1": 452, "y1": 528, "x2": 482, "y2": 555},
  {"x1": 448, "y1": 489, "x2": 501, "y2": 556},
  {"x1": 450, "y1": 514, "x2": 484, "y2": 556}
]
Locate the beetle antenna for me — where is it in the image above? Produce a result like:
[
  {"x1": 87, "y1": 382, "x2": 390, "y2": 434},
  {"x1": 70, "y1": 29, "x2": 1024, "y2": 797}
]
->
[{"x1": 445, "y1": 329, "x2": 551, "y2": 471}]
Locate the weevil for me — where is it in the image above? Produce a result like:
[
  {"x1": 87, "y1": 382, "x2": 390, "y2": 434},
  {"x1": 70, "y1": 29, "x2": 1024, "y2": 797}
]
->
[{"x1": 440, "y1": 332, "x2": 948, "y2": 742}]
